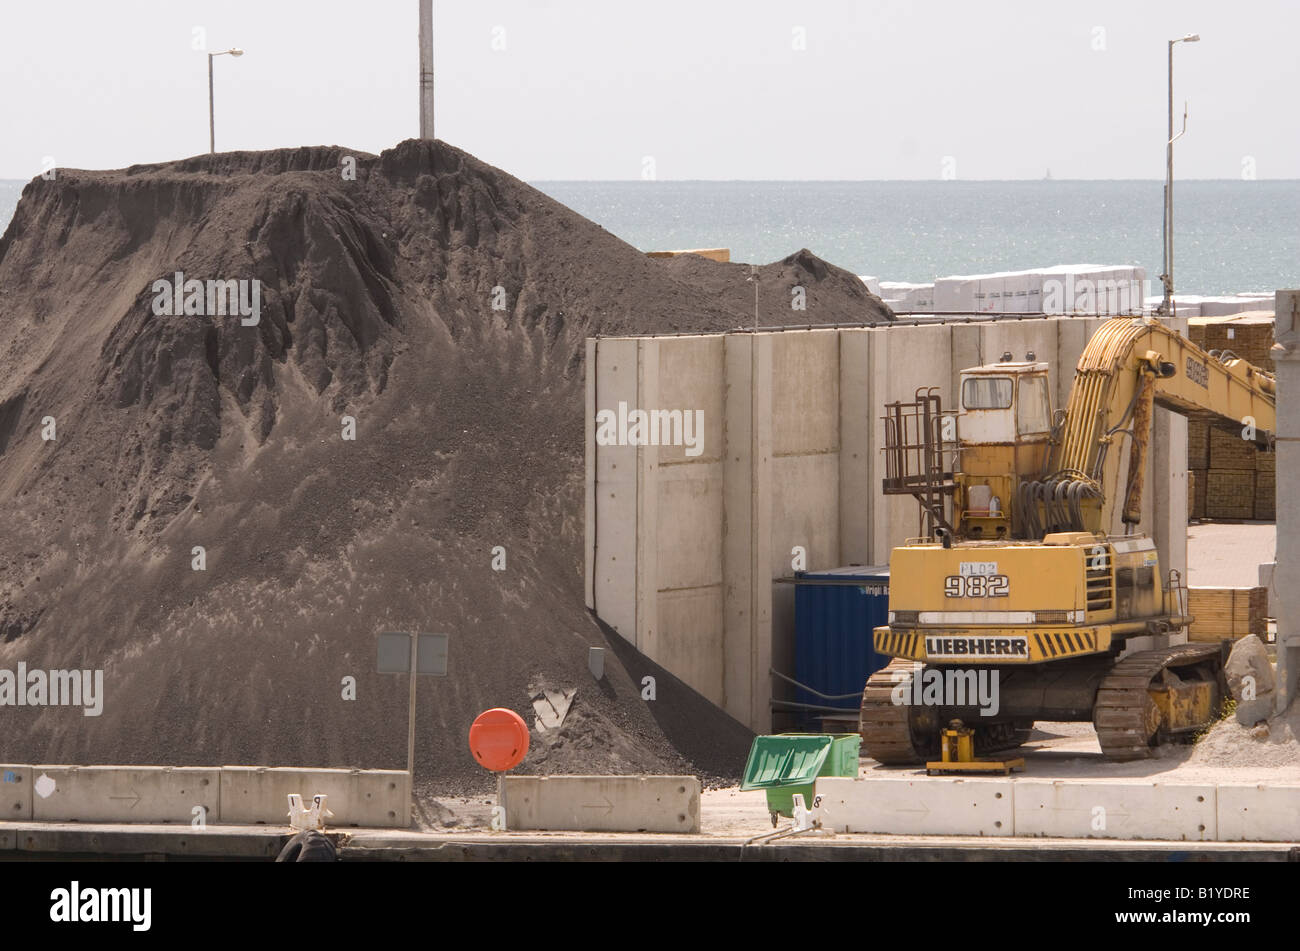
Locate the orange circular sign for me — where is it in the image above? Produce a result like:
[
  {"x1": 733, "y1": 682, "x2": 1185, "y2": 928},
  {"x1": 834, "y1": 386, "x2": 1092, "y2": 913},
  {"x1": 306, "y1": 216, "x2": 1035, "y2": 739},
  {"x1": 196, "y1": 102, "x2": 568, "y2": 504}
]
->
[{"x1": 468, "y1": 708, "x2": 530, "y2": 771}]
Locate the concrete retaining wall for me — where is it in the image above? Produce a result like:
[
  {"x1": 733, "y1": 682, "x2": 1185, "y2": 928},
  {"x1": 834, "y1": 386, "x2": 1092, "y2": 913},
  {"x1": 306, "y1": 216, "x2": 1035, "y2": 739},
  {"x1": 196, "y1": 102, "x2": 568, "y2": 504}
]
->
[
  {"x1": 0, "y1": 764, "x2": 32, "y2": 821},
  {"x1": 814, "y1": 776, "x2": 1295, "y2": 842},
  {"x1": 587, "y1": 316, "x2": 1190, "y2": 731},
  {"x1": 1216, "y1": 783, "x2": 1300, "y2": 841},
  {"x1": 500, "y1": 775, "x2": 701, "y2": 833},
  {"x1": 220, "y1": 767, "x2": 410, "y2": 827},
  {"x1": 1014, "y1": 780, "x2": 1215, "y2": 841},
  {"x1": 31, "y1": 766, "x2": 219, "y2": 824},
  {"x1": 0, "y1": 764, "x2": 409, "y2": 827},
  {"x1": 815, "y1": 776, "x2": 1013, "y2": 836}
]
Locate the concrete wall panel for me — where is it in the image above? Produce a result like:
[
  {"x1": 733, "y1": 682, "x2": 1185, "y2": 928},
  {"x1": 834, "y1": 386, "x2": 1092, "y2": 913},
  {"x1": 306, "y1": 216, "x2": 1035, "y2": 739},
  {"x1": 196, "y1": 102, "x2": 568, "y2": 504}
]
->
[
  {"x1": 0, "y1": 764, "x2": 33, "y2": 821},
  {"x1": 501, "y1": 775, "x2": 700, "y2": 833},
  {"x1": 220, "y1": 767, "x2": 409, "y2": 827},
  {"x1": 1015, "y1": 780, "x2": 1215, "y2": 840},
  {"x1": 655, "y1": 587, "x2": 725, "y2": 706},
  {"x1": 655, "y1": 464, "x2": 724, "y2": 592},
  {"x1": 1216, "y1": 783, "x2": 1300, "y2": 842},
  {"x1": 590, "y1": 337, "x2": 640, "y2": 643},
  {"x1": 838, "y1": 329, "x2": 875, "y2": 565},
  {"x1": 32, "y1": 766, "x2": 219, "y2": 824},
  {"x1": 771, "y1": 330, "x2": 839, "y2": 456},
  {"x1": 770, "y1": 453, "x2": 840, "y2": 576},
  {"x1": 635, "y1": 340, "x2": 661, "y2": 659},
  {"x1": 722, "y1": 335, "x2": 759, "y2": 727},
  {"x1": 814, "y1": 776, "x2": 1014, "y2": 836},
  {"x1": 654, "y1": 336, "x2": 724, "y2": 465}
]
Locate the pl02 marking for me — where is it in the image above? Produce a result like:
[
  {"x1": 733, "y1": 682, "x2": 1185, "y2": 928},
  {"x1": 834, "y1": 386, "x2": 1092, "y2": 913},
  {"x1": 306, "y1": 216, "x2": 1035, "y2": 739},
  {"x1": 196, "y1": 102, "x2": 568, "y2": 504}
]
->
[
  {"x1": 944, "y1": 574, "x2": 1010, "y2": 598},
  {"x1": 1186, "y1": 355, "x2": 1209, "y2": 388},
  {"x1": 925, "y1": 636, "x2": 1029, "y2": 659}
]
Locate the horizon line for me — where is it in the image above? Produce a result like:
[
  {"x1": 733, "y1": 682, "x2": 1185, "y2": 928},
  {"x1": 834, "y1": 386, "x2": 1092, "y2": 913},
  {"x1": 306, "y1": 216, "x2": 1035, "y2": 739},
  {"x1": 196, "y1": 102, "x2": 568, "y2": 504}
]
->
[
  {"x1": 530, "y1": 177, "x2": 1300, "y2": 184},
  {"x1": 3, "y1": 175, "x2": 1300, "y2": 185}
]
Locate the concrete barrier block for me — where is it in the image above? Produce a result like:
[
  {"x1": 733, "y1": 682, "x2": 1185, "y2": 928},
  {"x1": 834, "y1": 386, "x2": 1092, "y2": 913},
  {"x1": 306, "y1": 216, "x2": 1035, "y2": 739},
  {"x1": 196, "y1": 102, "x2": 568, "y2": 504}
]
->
[
  {"x1": 219, "y1": 767, "x2": 409, "y2": 828},
  {"x1": 501, "y1": 775, "x2": 700, "y2": 833},
  {"x1": 813, "y1": 777, "x2": 1014, "y2": 836},
  {"x1": 31, "y1": 766, "x2": 219, "y2": 823},
  {"x1": 1015, "y1": 781, "x2": 1215, "y2": 840},
  {"x1": 0, "y1": 764, "x2": 33, "y2": 821},
  {"x1": 1216, "y1": 784, "x2": 1300, "y2": 841}
]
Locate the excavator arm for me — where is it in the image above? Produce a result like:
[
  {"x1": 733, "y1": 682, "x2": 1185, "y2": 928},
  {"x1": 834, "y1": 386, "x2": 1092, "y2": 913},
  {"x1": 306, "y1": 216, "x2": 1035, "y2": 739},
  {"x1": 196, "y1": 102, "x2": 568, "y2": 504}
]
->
[{"x1": 1034, "y1": 317, "x2": 1275, "y2": 534}]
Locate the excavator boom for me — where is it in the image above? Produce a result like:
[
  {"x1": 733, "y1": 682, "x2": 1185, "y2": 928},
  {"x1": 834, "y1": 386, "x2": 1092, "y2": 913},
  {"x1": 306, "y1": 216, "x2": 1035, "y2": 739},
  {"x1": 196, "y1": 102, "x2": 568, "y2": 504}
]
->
[{"x1": 1047, "y1": 317, "x2": 1275, "y2": 531}]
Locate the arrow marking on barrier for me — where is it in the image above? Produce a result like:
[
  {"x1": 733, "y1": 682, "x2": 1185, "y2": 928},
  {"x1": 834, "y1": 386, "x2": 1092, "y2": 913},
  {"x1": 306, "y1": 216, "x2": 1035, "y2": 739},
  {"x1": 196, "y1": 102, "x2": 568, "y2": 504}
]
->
[
  {"x1": 581, "y1": 797, "x2": 613, "y2": 814},
  {"x1": 109, "y1": 791, "x2": 141, "y2": 809}
]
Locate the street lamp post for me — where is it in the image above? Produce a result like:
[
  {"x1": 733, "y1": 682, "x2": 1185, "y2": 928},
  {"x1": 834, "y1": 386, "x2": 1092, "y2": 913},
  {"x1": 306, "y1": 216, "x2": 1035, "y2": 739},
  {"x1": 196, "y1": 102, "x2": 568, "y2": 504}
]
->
[
  {"x1": 208, "y1": 48, "x2": 245, "y2": 154},
  {"x1": 1159, "y1": 33, "x2": 1199, "y2": 316},
  {"x1": 419, "y1": 0, "x2": 435, "y2": 139}
]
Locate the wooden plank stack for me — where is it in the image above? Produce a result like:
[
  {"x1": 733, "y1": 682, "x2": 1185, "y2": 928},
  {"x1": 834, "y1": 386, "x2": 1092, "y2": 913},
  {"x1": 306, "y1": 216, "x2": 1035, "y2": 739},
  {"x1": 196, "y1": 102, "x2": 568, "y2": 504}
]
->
[
  {"x1": 1255, "y1": 450, "x2": 1276, "y2": 519},
  {"x1": 1185, "y1": 313, "x2": 1276, "y2": 521},
  {"x1": 1188, "y1": 312, "x2": 1276, "y2": 371},
  {"x1": 1187, "y1": 586, "x2": 1269, "y2": 641}
]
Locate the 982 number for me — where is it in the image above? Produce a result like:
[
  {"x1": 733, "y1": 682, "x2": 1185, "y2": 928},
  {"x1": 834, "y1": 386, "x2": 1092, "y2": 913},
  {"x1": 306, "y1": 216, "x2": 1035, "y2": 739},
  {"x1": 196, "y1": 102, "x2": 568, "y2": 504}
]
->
[{"x1": 944, "y1": 574, "x2": 1009, "y2": 598}]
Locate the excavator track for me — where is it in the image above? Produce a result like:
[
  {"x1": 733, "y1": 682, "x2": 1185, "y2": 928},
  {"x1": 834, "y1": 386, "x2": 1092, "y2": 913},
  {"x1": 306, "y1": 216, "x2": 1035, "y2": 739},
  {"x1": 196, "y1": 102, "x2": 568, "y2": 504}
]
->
[
  {"x1": 860, "y1": 659, "x2": 1032, "y2": 765},
  {"x1": 1093, "y1": 643, "x2": 1225, "y2": 761},
  {"x1": 861, "y1": 660, "x2": 940, "y2": 764}
]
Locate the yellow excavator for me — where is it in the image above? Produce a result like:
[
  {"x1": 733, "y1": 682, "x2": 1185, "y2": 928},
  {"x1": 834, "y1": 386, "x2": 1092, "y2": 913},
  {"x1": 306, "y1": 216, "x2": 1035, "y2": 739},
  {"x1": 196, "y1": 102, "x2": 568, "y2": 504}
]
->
[{"x1": 861, "y1": 316, "x2": 1276, "y2": 762}]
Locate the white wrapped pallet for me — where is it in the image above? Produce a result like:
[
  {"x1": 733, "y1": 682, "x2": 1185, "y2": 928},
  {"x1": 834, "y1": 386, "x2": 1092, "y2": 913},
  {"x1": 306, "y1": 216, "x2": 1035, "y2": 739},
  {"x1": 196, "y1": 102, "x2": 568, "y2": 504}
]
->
[
  {"x1": 858, "y1": 275, "x2": 883, "y2": 297},
  {"x1": 1092, "y1": 265, "x2": 1139, "y2": 315},
  {"x1": 978, "y1": 273, "x2": 1007, "y2": 313},
  {"x1": 1199, "y1": 296, "x2": 1265, "y2": 317},
  {"x1": 934, "y1": 274, "x2": 982, "y2": 313},
  {"x1": 878, "y1": 281, "x2": 928, "y2": 311},
  {"x1": 912, "y1": 284, "x2": 936, "y2": 312},
  {"x1": 1036, "y1": 264, "x2": 1091, "y2": 315}
]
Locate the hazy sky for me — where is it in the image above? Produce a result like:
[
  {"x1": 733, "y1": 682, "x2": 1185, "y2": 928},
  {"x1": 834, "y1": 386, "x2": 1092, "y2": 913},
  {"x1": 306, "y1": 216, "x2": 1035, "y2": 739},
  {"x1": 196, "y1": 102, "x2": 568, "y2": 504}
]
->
[{"x1": 2, "y1": 0, "x2": 1297, "y2": 181}]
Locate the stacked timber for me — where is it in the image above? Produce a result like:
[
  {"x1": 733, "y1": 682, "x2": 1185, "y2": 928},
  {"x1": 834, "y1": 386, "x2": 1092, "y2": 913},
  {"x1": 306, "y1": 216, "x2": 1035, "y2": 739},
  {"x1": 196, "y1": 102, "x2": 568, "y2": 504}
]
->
[
  {"x1": 1185, "y1": 313, "x2": 1276, "y2": 521},
  {"x1": 1255, "y1": 450, "x2": 1276, "y2": 519},
  {"x1": 1188, "y1": 312, "x2": 1276, "y2": 371},
  {"x1": 1188, "y1": 586, "x2": 1269, "y2": 641}
]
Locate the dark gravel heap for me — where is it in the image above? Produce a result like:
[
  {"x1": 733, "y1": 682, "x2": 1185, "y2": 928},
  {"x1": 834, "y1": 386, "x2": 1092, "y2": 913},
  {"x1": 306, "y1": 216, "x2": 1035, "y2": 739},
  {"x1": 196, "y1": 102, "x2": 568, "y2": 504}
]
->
[{"x1": 0, "y1": 139, "x2": 891, "y2": 795}]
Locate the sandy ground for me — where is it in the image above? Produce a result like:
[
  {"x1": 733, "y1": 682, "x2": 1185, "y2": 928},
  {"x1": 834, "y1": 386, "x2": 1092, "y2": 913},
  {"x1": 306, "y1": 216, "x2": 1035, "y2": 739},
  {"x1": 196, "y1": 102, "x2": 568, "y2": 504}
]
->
[{"x1": 1187, "y1": 522, "x2": 1275, "y2": 588}]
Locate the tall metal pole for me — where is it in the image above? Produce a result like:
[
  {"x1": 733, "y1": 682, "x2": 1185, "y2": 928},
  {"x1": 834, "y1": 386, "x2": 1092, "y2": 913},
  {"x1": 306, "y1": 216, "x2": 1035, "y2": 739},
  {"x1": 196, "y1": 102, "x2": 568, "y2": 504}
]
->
[
  {"x1": 407, "y1": 634, "x2": 418, "y2": 777},
  {"x1": 419, "y1": 0, "x2": 435, "y2": 139},
  {"x1": 209, "y1": 53, "x2": 216, "y2": 154},
  {"x1": 1161, "y1": 40, "x2": 1174, "y2": 315}
]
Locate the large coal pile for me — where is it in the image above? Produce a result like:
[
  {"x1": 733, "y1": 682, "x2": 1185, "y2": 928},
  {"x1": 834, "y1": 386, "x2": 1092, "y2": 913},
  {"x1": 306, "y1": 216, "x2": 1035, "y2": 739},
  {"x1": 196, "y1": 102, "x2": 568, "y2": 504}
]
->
[{"x1": 0, "y1": 139, "x2": 891, "y2": 796}]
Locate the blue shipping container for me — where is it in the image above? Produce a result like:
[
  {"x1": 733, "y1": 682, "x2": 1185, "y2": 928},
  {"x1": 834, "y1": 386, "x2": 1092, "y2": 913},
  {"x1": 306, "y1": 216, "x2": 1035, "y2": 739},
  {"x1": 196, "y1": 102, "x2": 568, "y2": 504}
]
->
[{"x1": 792, "y1": 565, "x2": 891, "y2": 722}]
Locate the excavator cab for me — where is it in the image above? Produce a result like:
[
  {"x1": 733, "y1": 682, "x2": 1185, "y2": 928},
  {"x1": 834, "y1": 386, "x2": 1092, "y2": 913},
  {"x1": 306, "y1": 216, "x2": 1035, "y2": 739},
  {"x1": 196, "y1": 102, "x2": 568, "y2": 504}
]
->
[{"x1": 955, "y1": 354, "x2": 1053, "y2": 539}]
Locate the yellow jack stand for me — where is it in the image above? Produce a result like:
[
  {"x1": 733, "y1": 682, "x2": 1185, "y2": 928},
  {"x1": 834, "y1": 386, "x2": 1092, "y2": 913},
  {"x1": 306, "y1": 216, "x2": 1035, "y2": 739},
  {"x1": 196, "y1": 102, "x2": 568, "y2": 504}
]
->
[{"x1": 925, "y1": 720, "x2": 1025, "y2": 775}]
